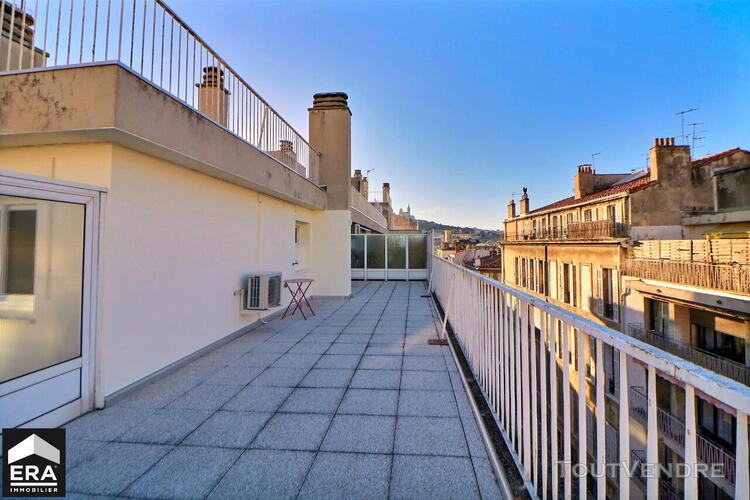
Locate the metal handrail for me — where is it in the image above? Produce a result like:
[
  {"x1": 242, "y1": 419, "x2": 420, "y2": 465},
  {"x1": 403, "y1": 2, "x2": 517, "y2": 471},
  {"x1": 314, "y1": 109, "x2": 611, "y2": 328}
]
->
[
  {"x1": 0, "y1": 0, "x2": 320, "y2": 181},
  {"x1": 430, "y1": 255, "x2": 750, "y2": 498}
]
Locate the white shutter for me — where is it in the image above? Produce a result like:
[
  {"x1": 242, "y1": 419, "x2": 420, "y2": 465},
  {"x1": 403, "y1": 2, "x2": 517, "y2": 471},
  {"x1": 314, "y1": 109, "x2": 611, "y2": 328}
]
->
[{"x1": 549, "y1": 262, "x2": 558, "y2": 300}]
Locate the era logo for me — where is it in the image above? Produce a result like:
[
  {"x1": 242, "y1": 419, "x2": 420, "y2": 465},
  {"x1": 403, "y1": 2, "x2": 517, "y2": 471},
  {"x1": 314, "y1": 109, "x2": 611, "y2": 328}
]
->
[{"x1": 2, "y1": 428, "x2": 66, "y2": 498}]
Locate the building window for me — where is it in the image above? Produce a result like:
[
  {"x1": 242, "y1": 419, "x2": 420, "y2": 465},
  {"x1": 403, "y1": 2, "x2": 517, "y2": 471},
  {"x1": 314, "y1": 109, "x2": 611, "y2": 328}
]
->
[
  {"x1": 649, "y1": 299, "x2": 669, "y2": 336},
  {"x1": 3, "y1": 208, "x2": 37, "y2": 295},
  {"x1": 694, "y1": 324, "x2": 746, "y2": 365},
  {"x1": 698, "y1": 399, "x2": 735, "y2": 449},
  {"x1": 599, "y1": 268, "x2": 617, "y2": 320},
  {"x1": 293, "y1": 221, "x2": 310, "y2": 270},
  {"x1": 538, "y1": 259, "x2": 546, "y2": 295},
  {"x1": 607, "y1": 205, "x2": 616, "y2": 221},
  {"x1": 561, "y1": 263, "x2": 577, "y2": 306},
  {"x1": 584, "y1": 209, "x2": 593, "y2": 222},
  {"x1": 562, "y1": 263, "x2": 571, "y2": 304},
  {"x1": 549, "y1": 261, "x2": 558, "y2": 300}
]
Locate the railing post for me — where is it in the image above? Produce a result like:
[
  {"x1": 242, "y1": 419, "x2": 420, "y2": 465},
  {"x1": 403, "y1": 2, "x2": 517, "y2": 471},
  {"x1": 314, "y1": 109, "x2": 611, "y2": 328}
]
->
[
  {"x1": 595, "y1": 339, "x2": 606, "y2": 500},
  {"x1": 541, "y1": 311, "x2": 549, "y2": 500},
  {"x1": 736, "y1": 410, "x2": 749, "y2": 500},
  {"x1": 684, "y1": 384, "x2": 698, "y2": 500},
  {"x1": 509, "y1": 296, "x2": 517, "y2": 449},
  {"x1": 550, "y1": 318, "x2": 560, "y2": 500},
  {"x1": 562, "y1": 323, "x2": 572, "y2": 500},
  {"x1": 531, "y1": 307, "x2": 540, "y2": 493},
  {"x1": 521, "y1": 301, "x2": 532, "y2": 481},
  {"x1": 646, "y1": 366, "x2": 658, "y2": 499},
  {"x1": 618, "y1": 349, "x2": 630, "y2": 499},
  {"x1": 577, "y1": 331, "x2": 587, "y2": 500}
]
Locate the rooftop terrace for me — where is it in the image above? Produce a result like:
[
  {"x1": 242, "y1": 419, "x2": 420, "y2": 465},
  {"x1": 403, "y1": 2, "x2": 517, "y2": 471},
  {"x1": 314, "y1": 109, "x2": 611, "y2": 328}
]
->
[{"x1": 54, "y1": 281, "x2": 503, "y2": 498}]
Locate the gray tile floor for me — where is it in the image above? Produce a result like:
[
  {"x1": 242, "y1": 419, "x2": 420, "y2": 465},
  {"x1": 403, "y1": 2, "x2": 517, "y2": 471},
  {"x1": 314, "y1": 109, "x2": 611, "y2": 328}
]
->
[{"x1": 62, "y1": 281, "x2": 501, "y2": 499}]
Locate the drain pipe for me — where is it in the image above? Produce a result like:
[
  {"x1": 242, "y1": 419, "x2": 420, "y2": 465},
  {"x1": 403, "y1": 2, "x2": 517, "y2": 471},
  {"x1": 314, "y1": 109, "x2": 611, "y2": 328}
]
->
[{"x1": 428, "y1": 294, "x2": 517, "y2": 500}]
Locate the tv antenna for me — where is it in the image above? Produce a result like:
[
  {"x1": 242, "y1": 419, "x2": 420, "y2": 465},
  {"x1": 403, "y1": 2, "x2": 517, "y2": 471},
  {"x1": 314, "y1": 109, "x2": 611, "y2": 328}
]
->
[
  {"x1": 687, "y1": 122, "x2": 705, "y2": 152},
  {"x1": 365, "y1": 168, "x2": 375, "y2": 177},
  {"x1": 676, "y1": 108, "x2": 699, "y2": 145},
  {"x1": 591, "y1": 152, "x2": 601, "y2": 168}
]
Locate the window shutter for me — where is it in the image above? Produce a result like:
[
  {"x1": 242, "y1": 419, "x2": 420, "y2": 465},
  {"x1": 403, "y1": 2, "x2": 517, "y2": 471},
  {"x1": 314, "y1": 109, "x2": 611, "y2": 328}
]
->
[
  {"x1": 549, "y1": 262, "x2": 557, "y2": 300},
  {"x1": 596, "y1": 268, "x2": 603, "y2": 315},
  {"x1": 612, "y1": 269, "x2": 620, "y2": 322}
]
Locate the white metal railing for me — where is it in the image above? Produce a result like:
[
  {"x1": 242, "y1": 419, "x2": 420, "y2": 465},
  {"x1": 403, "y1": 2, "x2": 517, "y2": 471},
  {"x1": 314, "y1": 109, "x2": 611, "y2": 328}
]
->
[
  {"x1": 350, "y1": 185, "x2": 388, "y2": 231},
  {"x1": 430, "y1": 255, "x2": 750, "y2": 499},
  {"x1": 0, "y1": 0, "x2": 320, "y2": 182}
]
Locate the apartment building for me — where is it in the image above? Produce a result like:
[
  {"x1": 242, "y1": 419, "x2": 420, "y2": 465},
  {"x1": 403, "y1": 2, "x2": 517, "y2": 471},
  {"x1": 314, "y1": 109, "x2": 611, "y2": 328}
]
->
[
  {"x1": 350, "y1": 173, "x2": 419, "y2": 233},
  {"x1": 0, "y1": 2, "x2": 357, "y2": 429},
  {"x1": 501, "y1": 138, "x2": 750, "y2": 498}
]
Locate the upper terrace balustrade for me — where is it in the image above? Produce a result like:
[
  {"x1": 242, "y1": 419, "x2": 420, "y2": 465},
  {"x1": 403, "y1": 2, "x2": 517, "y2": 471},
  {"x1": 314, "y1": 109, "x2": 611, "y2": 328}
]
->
[
  {"x1": 624, "y1": 239, "x2": 750, "y2": 295},
  {"x1": 430, "y1": 255, "x2": 750, "y2": 499},
  {"x1": 504, "y1": 220, "x2": 630, "y2": 242},
  {"x1": 0, "y1": 0, "x2": 320, "y2": 182},
  {"x1": 350, "y1": 185, "x2": 388, "y2": 233}
]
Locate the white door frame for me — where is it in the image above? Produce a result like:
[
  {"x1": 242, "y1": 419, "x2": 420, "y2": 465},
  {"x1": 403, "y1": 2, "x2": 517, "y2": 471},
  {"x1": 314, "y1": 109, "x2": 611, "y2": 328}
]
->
[{"x1": 0, "y1": 170, "x2": 106, "y2": 428}]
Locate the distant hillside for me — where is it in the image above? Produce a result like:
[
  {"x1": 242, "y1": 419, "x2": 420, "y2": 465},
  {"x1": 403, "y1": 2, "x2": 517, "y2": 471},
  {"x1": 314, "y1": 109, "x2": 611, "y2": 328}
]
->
[{"x1": 417, "y1": 219, "x2": 503, "y2": 243}]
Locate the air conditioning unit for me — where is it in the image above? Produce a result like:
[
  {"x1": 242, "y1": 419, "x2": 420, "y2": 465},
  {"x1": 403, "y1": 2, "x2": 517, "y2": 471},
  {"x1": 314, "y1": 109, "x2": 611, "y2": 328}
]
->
[{"x1": 245, "y1": 272, "x2": 282, "y2": 310}]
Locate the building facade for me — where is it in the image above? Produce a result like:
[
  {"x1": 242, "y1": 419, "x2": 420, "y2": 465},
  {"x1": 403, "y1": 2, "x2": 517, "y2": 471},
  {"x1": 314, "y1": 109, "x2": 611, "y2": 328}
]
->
[
  {"x1": 501, "y1": 138, "x2": 750, "y2": 498},
  {"x1": 0, "y1": 3, "x2": 356, "y2": 429}
]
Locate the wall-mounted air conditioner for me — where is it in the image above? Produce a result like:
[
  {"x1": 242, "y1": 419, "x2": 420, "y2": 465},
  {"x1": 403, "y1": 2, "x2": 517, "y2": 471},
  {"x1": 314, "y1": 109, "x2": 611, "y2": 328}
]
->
[{"x1": 244, "y1": 272, "x2": 282, "y2": 310}]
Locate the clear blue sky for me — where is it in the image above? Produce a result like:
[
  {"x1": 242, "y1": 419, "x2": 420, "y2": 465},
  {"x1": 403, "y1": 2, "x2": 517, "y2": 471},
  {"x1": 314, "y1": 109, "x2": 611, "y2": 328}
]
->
[{"x1": 174, "y1": 0, "x2": 749, "y2": 229}]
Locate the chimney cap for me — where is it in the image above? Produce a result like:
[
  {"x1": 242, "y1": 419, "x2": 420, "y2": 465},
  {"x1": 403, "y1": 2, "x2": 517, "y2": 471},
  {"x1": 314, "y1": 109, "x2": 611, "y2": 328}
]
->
[
  {"x1": 653, "y1": 137, "x2": 676, "y2": 147},
  {"x1": 312, "y1": 92, "x2": 349, "y2": 109},
  {"x1": 383, "y1": 182, "x2": 390, "y2": 188},
  {"x1": 354, "y1": 169, "x2": 362, "y2": 175}
]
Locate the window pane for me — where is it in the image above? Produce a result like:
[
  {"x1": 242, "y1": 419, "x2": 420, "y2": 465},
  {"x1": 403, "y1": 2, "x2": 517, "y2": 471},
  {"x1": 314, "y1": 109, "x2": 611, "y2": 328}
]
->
[
  {"x1": 387, "y1": 235, "x2": 406, "y2": 269},
  {"x1": 351, "y1": 235, "x2": 365, "y2": 269},
  {"x1": 367, "y1": 235, "x2": 385, "y2": 268},
  {"x1": 0, "y1": 197, "x2": 85, "y2": 383},
  {"x1": 408, "y1": 234, "x2": 427, "y2": 269},
  {"x1": 6, "y1": 210, "x2": 37, "y2": 294}
]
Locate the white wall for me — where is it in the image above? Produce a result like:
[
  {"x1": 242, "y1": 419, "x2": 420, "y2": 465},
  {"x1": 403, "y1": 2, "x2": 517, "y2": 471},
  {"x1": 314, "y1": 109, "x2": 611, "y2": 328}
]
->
[{"x1": 0, "y1": 144, "x2": 351, "y2": 396}]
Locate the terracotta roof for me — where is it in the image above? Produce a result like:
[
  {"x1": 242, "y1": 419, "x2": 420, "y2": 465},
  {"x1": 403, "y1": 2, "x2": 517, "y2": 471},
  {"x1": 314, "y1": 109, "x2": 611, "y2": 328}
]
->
[
  {"x1": 477, "y1": 254, "x2": 502, "y2": 268},
  {"x1": 691, "y1": 147, "x2": 742, "y2": 167},
  {"x1": 517, "y1": 147, "x2": 748, "y2": 219},
  {"x1": 526, "y1": 173, "x2": 654, "y2": 215}
]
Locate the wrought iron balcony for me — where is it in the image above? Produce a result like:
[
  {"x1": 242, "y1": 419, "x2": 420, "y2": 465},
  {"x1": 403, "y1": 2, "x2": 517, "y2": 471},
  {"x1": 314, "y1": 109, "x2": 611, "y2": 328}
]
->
[
  {"x1": 627, "y1": 324, "x2": 750, "y2": 386},
  {"x1": 505, "y1": 220, "x2": 629, "y2": 242},
  {"x1": 623, "y1": 258, "x2": 750, "y2": 296},
  {"x1": 629, "y1": 386, "x2": 737, "y2": 485}
]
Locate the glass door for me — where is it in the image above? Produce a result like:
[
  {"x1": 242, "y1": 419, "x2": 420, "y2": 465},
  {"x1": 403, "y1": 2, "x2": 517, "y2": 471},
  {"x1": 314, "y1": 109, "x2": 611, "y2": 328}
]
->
[{"x1": 0, "y1": 180, "x2": 100, "y2": 430}]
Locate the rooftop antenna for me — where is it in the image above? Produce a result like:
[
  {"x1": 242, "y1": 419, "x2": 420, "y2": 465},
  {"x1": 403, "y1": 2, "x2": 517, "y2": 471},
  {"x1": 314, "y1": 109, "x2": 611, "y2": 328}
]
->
[
  {"x1": 676, "y1": 108, "x2": 699, "y2": 145},
  {"x1": 687, "y1": 122, "x2": 705, "y2": 152},
  {"x1": 365, "y1": 168, "x2": 375, "y2": 177},
  {"x1": 591, "y1": 152, "x2": 601, "y2": 168}
]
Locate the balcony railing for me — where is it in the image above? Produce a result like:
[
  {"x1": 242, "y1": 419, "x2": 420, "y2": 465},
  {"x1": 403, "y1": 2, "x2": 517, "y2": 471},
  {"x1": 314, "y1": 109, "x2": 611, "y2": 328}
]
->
[
  {"x1": 566, "y1": 220, "x2": 630, "y2": 240},
  {"x1": 505, "y1": 220, "x2": 629, "y2": 242},
  {"x1": 350, "y1": 186, "x2": 388, "y2": 232},
  {"x1": 0, "y1": 0, "x2": 320, "y2": 182},
  {"x1": 627, "y1": 324, "x2": 750, "y2": 386},
  {"x1": 430, "y1": 255, "x2": 750, "y2": 499},
  {"x1": 623, "y1": 258, "x2": 750, "y2": 296},
  {"x1": 629, "y1": 386, "x2": 737, "y2": 485}
]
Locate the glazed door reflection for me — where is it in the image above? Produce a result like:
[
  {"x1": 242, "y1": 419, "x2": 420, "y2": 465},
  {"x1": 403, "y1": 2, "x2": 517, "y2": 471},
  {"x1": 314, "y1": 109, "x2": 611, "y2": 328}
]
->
[{"x1": 0, "y1": 195, "x2": 87, "y2": 429}]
